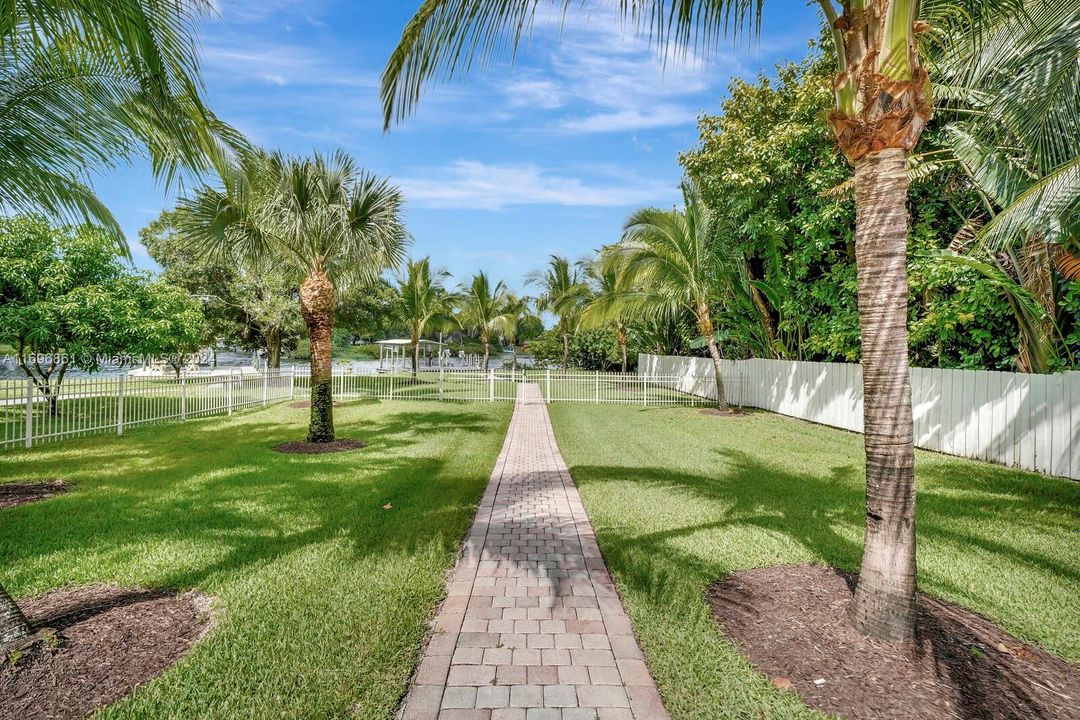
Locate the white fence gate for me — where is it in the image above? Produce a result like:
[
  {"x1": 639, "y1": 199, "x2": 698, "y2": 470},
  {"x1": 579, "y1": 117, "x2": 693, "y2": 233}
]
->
[
  {"x1": 0, "y1": 369, "x2": 294, "y2": 450},
  {"x1": 639, "y1": 353, "x2": 1080, "y2": 481}
]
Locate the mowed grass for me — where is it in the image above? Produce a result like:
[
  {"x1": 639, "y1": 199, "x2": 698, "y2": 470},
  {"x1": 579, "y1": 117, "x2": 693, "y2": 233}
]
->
[
  {"x1": 0, "y1": 399, "x2": 512, "y2": 719},
  {"x1": 547, "y1": 404, "x2": 1080, "y2": 720}
]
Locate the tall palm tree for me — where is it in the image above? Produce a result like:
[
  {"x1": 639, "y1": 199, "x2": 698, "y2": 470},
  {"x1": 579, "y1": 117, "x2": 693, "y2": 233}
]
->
[
  {"x1": 395, "y1": 258, "x2": 457, "y2": 376},
  {"x1": 0, "y1": 0, "x2": 237, "y2": 646},
  {"x1": 178, "y1": 149, "x2": 408, "y2": 443},
  {"x1": 0, "y1": 0, "x2": 242, "y2": 253},
  {"x1": 459, "y1": 271, "x2": 512, "y2": 371},
  {"x1": 380, "y1": 0, "x2": 1023, "y2": 643},
  {"x1": 609, "y1": 181, "x2": 736, "y2": 408},
  {"x1": 525, "y1": 256, "x2": 590, "y2": 371}
]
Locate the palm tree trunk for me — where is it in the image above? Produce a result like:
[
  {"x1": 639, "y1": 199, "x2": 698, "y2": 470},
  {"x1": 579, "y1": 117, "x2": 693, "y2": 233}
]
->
[
  {"x1": 617, "y1": 325, "x2": 628, "y2": 374},
  {"x1": 561, "y1": 322, "x2": 570, "y2": 371},
  {"x1": 704, "y1": 337, "x2": 728, "y2": 411},
  {"x1": 749, "y1": 281, "x2": 778, "y2": 357},
  {"x1": 698, "y1": 307, "x2": 728, "y2": 410},
  {"x1": 412, "y1": 338, "x2": 420, "y2": 378},
  {"x1": 483, "y1": 333, "x2": 490, "y2": 372},
  {"x1": 266, "y1": 328, "x2": 282, "y2": 370},
  {"x1": 0, "y1": 582, "x2": 31, "y2": 645},
  {"x1": 299, "y1": 268, "x2": 336, "y2": 443},
  {"x1": 847, "y1": 148, "x2": 918, "y2": 643}
]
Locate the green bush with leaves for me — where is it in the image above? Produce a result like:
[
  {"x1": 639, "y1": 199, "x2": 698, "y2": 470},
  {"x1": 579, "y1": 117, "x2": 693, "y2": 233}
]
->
[{"x1": 680, "y1": 49, "x2": 1022, "y2": 370}]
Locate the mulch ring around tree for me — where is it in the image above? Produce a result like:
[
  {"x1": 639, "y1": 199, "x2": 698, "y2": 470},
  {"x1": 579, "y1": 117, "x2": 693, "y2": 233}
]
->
[
  {"x1": 271, "y1": 438, "x2": 366, "y2": 454},
  {"x1": 0, "y1": 481, "x2": 67, "y2": 510},
  {"x1": 708, "y1": 564, "x2": 1080, "y2": 720},
  {"x1": 697, "y1": 407, "x2": 745, "y2": 417},
  {"x1": 0, "y1": 585, "x2": 214, "y2": 720}
]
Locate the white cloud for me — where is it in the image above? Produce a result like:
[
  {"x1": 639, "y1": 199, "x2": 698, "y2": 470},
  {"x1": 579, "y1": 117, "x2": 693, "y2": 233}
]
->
[
  {"x1": 557, "y1": 104, "x2": 697, "y2": 133},
  {"x1": 502, "y1": 78, "x2": 565, "y2": 109},
  {"x1": 200, "y1": 39, "x2": 377, "y2": 89},
  {"x1": 398, "y1": 160, "x2": 673, "y2": 210}
]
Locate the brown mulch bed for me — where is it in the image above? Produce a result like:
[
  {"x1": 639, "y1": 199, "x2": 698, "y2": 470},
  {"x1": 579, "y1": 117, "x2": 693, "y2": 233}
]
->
[
  {"x1": 0, "y1": 585, "x2": 213, "y2": 720},
  {"x1": 697, "y1": 407, "x2": 744, "y2": 417},
  {"x1": 286, "y1": 400, "x2": 343, "y2": 409},
  {"x1": 709, "y1": 564, "x2": 1080, "y2": 720},
  {"x1": 271, "y1": 439, "x2": 366, "y2": 454},
  {"x1": 0, "y1": 481, "x2": 67, "y2": 510}
]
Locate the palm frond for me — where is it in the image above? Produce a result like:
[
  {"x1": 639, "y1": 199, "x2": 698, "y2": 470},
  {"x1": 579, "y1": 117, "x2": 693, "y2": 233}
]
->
[{"x1": 381, "y1": 0, "x2": 761, "y2": 127}]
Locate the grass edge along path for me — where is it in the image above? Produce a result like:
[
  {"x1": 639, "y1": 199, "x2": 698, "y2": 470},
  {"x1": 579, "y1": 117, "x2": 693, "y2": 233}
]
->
[
  {"x1": 546, "y1": 403, "x2": 1080, "y2": 720},
  {"x1": 0, "y1": 399, "x2": 512, "y2": 719}
]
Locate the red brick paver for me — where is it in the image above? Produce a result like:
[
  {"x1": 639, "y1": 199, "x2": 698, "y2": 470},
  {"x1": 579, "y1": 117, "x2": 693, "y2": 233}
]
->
[{"x1": 399, "y1": 384, "x2": 669, "y2": 720}]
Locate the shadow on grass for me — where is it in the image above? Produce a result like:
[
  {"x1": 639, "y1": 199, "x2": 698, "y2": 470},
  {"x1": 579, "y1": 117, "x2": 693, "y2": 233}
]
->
[
  {"x1": 0, "y1": 404, "x2": 506, "y2": 595},
  {"x1": 569, "y1": 447, "x2": 1080, "y2": 615}
]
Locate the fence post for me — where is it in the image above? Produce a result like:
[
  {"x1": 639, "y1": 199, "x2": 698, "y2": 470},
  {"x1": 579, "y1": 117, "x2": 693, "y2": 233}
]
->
[
  {"x1": 24, "y1": 377, "x2": 33, "y2": 448},
  {"x1": 389, "y1": 370, "x2": 394, "y2": 400},
  {"x1": 262, "y1": 370, "x2": 268, "y2": 406},
  {"x1": 642, "y1": 374, "x2": 648, "y2": 407},
  {"x1": 227, "y1": 372, "x2": 234, "y2": 415},
  {"x1": 117, "y1": 375, "x2": 125, "y2": 435},
  {"x1": 289, "y1": 366, "x2": 296, "y2": 400},
  {"x1": 489, "y1": 369, "x2": 495, "y2": 402},
  {"x1": 595, "y1": 371, "x2": 600, "y2": 404},
  {"x1": 180, "y1": 374, "x2": 187, "y2": 421},
  {"x1": 546, "y1": 368, "x2": 551, "y2": 404},
  {"x1": 439, "y1": 361, "x2": 445, "y2": 401}
]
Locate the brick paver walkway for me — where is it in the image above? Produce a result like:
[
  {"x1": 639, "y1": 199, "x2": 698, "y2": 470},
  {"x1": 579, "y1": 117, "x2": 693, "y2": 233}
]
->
[{"x1": 399, "y1": 384, "x2": 669, "y2": 720}]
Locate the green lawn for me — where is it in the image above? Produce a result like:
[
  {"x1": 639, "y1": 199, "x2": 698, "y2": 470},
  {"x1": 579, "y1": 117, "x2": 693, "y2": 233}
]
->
[
  {"x1": 547, "y1": 404, "x2": 1080, "y2": 720},
  {"x1": 0, "y1": 399, "x2": 512, "y2": 719}
]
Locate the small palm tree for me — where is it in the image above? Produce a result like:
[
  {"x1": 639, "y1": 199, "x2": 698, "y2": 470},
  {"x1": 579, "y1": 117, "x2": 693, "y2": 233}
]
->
[
  {"x1": 580, "y1": 256, "x2": 635, "y2": 373},
  {"x1": 525, "y1": 256, "x2": 590, "y2": 370},
  {"x1": 395, "y1": 258, "x2": 457, "y2": 376},
  {"x1": 609, "y1": 181, "x2": 736, "y2": 408},
  {"x1": 178, "y1": 149, "x2": 408, "y2": 443},
  {"x1": 501, "y1": 293, "x2": 538, "y2": 370},
  {"x1": 460, "y1": 271, "x2": 512, "y2": 371}
]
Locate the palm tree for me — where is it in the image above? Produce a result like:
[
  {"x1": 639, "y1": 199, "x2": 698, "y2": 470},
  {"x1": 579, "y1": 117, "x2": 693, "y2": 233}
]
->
[
  {"x1": 0, "y1": 0, "x2": 242, "y2": 254},
  {"x1": 580, "y1": 256, "x2": 636, "y2": 373},
  {"x1": 379, "y1": 0, "x2": 1026, "y2": 643},
  {"x1": 460, "y1": 272, "x2": 512, "y2": 371},
  {"x1": 395, "y1": 258, "x2": 457, "y2": 376},
  {"x1": 932, "y1": 1, "x2": 1080, "y2": 371},
  {"x1": 525, "y1": 256, "x2": 590, "y2": 370},
  {"x1": 178, "y1": 149, "x2": 408, "y2": 443},
  {"x1": 0, "y1": 0, "x2": 238, "y2": 647},
  {"x1": 502, "y1": 293, "x2": 538, "y2": 370},
  {"x1": 608, "y1": 181, "x2": 736, "y2": 408}
]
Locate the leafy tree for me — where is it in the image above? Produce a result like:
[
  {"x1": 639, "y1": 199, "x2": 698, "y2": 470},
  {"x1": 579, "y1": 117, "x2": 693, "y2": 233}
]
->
[
  {"x1": 0, "y1": 216, "x2": 204, "y2": 401},
  {"x1": 142, "y1": 210, "x2": 302, "y2": 368},
  {"x1": 0, "y1": 0, "x2": 243, "y2": 253},
  {"x1": 525, "y1": 256, "x2": 590, "y2": 370},
  {"x1": 336, "y1": 280, "x2": 399, "y2": 340},
  {"x1": 459, "y1": 271, "x2": 511, "y2": 370},
  {"x1": 178, "y1": 149, "x2": 408, "y2": 442},
  {"x1": 394, "y1": 258, "x2": 457, "y2": 375}
]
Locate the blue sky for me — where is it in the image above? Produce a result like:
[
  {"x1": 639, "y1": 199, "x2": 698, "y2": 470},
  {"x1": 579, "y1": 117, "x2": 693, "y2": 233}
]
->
[{"x1": 96, "y1": 0, "x2": 822, "y2": 291}]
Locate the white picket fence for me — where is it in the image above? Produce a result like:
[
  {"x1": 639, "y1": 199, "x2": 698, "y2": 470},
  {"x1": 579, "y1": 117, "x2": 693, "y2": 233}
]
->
[
  {"x1": 0, "y1": 369, "x2": 294, "y2": 450},
  {"x1": 291, "y1": 367, "x2": 710, "y2": 406},
  {"x1": 639, "y1": 353, "x2": 1080, "y2": 480}
]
